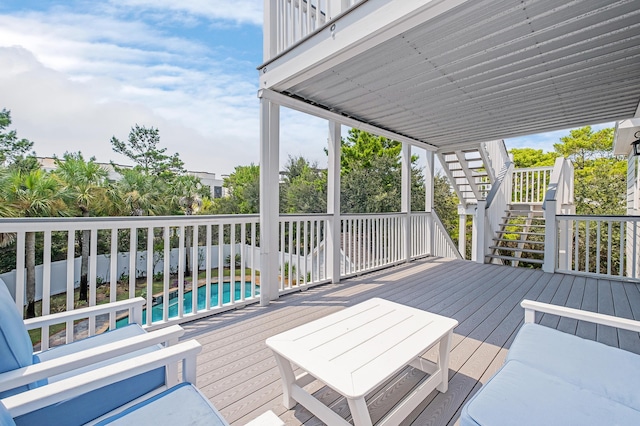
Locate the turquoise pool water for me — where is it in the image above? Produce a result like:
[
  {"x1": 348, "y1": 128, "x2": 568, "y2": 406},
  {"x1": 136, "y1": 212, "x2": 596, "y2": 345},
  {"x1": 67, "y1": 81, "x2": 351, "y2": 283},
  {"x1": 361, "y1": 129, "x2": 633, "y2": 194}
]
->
[{"x1": 116, "y1": 282, "x2": 258, "y2": 327}]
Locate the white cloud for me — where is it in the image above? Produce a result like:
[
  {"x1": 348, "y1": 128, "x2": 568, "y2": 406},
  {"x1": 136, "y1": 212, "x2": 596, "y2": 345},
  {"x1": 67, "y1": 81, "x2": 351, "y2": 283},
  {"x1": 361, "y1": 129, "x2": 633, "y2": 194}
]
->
[
  {"x1": 108, "y1": 0, "x2": 263, "y2": 26},
  {"x1": 0, "y1": 7, "x2": 268, "y2": 175}
]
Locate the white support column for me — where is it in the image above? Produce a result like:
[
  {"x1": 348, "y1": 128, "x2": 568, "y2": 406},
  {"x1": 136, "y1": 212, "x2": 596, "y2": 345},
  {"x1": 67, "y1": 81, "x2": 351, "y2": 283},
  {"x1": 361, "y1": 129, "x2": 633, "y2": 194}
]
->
[
  {"x1": 259, "y1": 98, "x2": 280, "y2": 305},
  {"x1": 401, "y1": 143, "x2": 411, "y2": 262},
  {"x1": 458, "y1": 205, "x2": 467, "y2": 260},
  {"x1": 543, "y1": 200, "x2": 557, "y2": 273},
  {"x1": 471, "y1": 201, "x2": 486, "y2": 264},
  {"x1": 424, "y1": 150, "x2": 435, "y2": 255},
  {"x1": 327, "y1": 121, "x2": 342, "y2": 284}
]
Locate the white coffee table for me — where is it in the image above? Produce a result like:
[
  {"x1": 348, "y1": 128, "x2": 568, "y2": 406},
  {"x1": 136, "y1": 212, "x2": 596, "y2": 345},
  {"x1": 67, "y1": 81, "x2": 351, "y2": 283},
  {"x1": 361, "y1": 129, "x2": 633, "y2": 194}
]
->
[{"x1": 266, "y1": 298, "x2": 458, "y2": 426}]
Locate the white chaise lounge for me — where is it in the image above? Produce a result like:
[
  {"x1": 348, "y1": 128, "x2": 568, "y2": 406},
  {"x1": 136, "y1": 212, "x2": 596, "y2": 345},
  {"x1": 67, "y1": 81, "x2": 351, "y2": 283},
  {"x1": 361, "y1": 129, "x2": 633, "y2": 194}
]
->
[{"x1": 461, "y1": 300, "x2": 640, "y2": 426}]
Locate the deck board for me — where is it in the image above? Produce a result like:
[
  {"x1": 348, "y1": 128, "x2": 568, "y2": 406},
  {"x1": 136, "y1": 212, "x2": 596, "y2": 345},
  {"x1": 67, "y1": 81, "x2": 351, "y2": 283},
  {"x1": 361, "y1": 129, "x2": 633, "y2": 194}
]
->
[{"x1": 179, "y1": 258, "x2": 640, "y2": 425}]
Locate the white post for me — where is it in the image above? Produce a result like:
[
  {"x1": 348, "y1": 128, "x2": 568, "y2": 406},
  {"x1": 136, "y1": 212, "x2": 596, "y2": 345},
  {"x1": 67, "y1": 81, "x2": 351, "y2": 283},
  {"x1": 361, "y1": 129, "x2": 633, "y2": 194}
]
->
[
  {"x1": 401, "y1": 143, "x2": 412, "y2": 262},
  {"x1": 424, "y1": 150, "x2": 435, "y2": 255},
  {"x1": 458, "y1": 207, "x2": 466, "y2": 260},
  {"x1": 259, "y1": 98, "x2": 280, "y2": 305},
  {"x1": 327, "y1": 121, "x2": 342, "y2": 284},
  {"x1": 471, "y1": 201, "x2": 486, "y2": 263},
  {"x1": 543, "y1": 200, "x2": 557, "y2": 273}
]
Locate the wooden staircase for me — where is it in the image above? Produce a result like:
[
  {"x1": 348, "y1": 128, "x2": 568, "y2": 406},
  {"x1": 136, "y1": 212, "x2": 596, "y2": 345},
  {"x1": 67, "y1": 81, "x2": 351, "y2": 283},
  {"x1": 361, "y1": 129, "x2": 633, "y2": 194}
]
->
[
  {"x1": 438, "y1": 148, "x2": 494, "y2": 206},
  {"x1": 486, "y1": 204, "x2": 545, "y2": 267}
]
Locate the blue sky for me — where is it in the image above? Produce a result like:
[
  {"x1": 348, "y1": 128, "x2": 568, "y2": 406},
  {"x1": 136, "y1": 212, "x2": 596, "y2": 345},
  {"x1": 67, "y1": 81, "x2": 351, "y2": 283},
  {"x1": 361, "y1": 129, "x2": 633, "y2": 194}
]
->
[{"x1": 0, "y1": 1, "x2": 613, "y2": 175}]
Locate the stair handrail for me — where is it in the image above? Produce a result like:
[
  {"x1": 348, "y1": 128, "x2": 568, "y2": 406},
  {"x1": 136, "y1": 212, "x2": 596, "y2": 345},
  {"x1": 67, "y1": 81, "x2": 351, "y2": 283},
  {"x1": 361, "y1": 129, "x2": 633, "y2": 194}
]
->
[
  {"x1": 542, "y1": 157, "x2": 574, "y2": 214},
  {"x1": 480, "y1": 140, "x2": 510, "y2": 183},
  {"x1": 431, "y1": 210, "x2": 463, "y2": 259},
  {"x1": 485, "y1": 161, "x2": 514, "y2": 209}
]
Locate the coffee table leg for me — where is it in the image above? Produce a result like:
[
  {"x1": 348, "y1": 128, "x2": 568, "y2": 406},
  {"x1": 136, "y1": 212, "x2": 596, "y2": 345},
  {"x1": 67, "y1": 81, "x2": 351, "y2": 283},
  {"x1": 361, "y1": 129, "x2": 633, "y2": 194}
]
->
[
  {"x1": 347, "y1": 397, "x2": 373, "y2": 426},
  {"x1": 272, "y1": 353, "x2": 297, "y2": 409},
  {"x1": 436, "y1": 330, "x2": 454, "y2": 393}
]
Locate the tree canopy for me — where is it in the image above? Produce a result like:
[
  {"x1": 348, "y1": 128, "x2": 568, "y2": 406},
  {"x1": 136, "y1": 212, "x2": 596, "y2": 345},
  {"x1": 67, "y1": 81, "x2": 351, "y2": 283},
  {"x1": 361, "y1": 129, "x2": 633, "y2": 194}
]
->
[{"x1": 111, "y1": 125, "x2": 185, "y2": 178}]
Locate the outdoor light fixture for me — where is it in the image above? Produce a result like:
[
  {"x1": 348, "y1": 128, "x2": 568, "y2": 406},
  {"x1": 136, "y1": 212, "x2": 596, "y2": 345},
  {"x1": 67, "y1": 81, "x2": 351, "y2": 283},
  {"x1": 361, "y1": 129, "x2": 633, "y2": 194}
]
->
[{"x1": 633, "y1": 131, "x2": 640, "y2": 156}]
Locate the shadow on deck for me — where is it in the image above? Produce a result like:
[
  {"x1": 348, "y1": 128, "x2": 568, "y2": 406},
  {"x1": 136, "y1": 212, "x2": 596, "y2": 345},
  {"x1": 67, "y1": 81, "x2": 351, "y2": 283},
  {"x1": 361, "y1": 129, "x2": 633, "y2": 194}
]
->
[{"x1": 180, "y1": 257, "x2": 640, "y2": 425}]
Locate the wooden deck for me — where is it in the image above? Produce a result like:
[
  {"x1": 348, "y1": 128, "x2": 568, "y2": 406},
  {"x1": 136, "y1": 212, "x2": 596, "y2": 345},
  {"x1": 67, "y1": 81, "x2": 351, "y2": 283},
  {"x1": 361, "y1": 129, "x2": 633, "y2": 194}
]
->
[{"x1": 180, "y1": 257, "x2": 640, "y2": 425}]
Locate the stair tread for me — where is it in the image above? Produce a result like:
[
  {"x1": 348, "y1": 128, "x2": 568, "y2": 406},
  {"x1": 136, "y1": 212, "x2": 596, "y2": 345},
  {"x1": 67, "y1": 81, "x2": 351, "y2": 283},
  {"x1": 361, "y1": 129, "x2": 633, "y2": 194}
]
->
[
  {"x1": 496, "y1": 230, "x2": 545, "y2": 235},
  {"x1": 493, "y1": 238, "x2": 545, "y2": 244},
  {"x1": 485, "y1": 254, "x2": 544, "y2": 264},
  {"x1": 490, "y1": 246, "x2": 545, "y2": 254}
]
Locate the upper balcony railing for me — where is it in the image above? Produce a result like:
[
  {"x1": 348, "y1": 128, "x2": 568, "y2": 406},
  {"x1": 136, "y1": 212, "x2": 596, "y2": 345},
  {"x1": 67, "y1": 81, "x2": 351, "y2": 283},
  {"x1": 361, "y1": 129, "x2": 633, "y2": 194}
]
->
[
  {"x1": 264, "y1": 0, "x2": 364, "y2": 59},
  {"x1": 0, "y1": 210, "x2": 458, "y2": 348},
  {"x1": 511, "y1": 166, "x2": 554, "y2": 205}
]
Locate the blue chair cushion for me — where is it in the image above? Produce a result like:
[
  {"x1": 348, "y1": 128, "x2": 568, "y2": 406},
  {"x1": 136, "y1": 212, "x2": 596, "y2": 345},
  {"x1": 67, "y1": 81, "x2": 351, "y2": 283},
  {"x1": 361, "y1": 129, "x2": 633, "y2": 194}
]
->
[
  {"x1": 505, "y1": 323, "x2": 640, "y2": 411},
  {"x1": 94, "y1": 382, "x2": 229, "y2": 426},
  {"x1": 0, "y1": 279, "x2": 38, "y2": 398},
  {"x1": 460, "y1": 360, "x2": 640, "y2": 426},
  {"x1": 13, "y1": 367, "x2": 166, "y2": 426},
  {"x1": 0, "y1": 400, "x2": 16, "y2": 426}
]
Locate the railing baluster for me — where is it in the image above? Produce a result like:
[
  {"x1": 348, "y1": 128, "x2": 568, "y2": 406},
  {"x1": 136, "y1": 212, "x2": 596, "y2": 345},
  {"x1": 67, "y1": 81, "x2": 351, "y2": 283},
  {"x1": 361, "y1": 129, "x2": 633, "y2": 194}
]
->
[
  {"x1": 585, "y1": 221, "x2": 590, "y2": 273},
  {"x1": 240, "y1": 222, "x2": 246, "y2": 302},
  {"x1": 596, "y1": 221, "x2": 601, "y2": 275},
  {"x1": 66, "y1": 230, "x2": 74, "y2": 343},
  {"x1": 129, "y1": 228, "x2": 137, "y2": 302},
  {"x1": 146, "y1": 226, "x2": 154, "y2": 326},
  {"x1": 251, "y1": 221, "x2": 256, "y2": 298},
  {"x1": 42, "y1": 230, "x2": 51, "y2": 350},
  {"x1": 217, "y1": 224, "x2": 224, "y2": 308},
  {"x1": 206, "y1": 224, "x2": 212, "y2": 309},
  {"x1": 230, "y1": 223, "x2": 236, "y2": 303},
  {"x1": 192, "y1": 224, "x2": 199, "y2": 314},
  {"x1": 620, "y1": 221, "x2": 625, "y2": 277},
  {"x1": 574, "y1": 220, "x2": 579, "y2": 273},
  {"x1": 109, "y1": 228, "x2": 118, "y2": 330},
  {"x1": 608, "y1": 221, "x2": 613, "y2": 276},
  {"x1": 89, "y1": 228, "x2": 98, "y2": 336}
]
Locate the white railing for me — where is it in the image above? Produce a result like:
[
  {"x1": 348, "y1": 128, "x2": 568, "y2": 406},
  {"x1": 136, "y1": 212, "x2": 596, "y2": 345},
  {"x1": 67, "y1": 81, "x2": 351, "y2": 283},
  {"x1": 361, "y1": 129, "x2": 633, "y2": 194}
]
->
[
  {"x1": 265, "y1": 0, "x2": 364, "y2": 58},
  {"x1": 512, "y1": 166, "x2": 554, "y2": 204},
  {"x1": 278, "y1": 214, "x2": 331, "y2": 292},
  {"x1": 0, "y1": 215, "x2": 262, "y2": 346},
  {"x1": 555, "y1": 215, "x2": 639, "y2": 281},
  {"x1": 340, "y1": 213, "x2": 405, "y2": 276},
  {"x1": 2, "y1": 209, "x2": 461, "y2": 346}
]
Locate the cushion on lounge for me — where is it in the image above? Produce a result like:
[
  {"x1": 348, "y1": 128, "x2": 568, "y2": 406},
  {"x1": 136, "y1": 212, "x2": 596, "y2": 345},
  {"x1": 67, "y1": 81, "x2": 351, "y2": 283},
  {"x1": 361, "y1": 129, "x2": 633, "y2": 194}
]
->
[
  {"x1": 0, "y1": 279, "x2": 41, "y2": 397},
  {"x1": 94, "y1": 382, "x2": 229, "y2": 426},
  {"x1": 460, "y1": 360, "x2": 640, "y2": 426},
  {"x1": 506, "y1": 322, "x2": 640, "y2": 411}
]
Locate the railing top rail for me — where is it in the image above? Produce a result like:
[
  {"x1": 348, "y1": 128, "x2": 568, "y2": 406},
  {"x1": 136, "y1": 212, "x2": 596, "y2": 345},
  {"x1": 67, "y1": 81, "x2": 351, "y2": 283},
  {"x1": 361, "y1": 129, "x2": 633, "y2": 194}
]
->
[
  {"x1": 485, "y1": 161, "x2": 514, "y2": 209},
  {"x1": 557, "y1": 214, "x2": 640, "y2": 221},
  {"x1": 0, "y1": 214, "x2": 262, "y2": 233},
  {"x1": 512, "y1": 166, "x2": 554, "y2": 172},
  {"x1": 280, "y1": 213, "x2": 332, "y2": 220}
]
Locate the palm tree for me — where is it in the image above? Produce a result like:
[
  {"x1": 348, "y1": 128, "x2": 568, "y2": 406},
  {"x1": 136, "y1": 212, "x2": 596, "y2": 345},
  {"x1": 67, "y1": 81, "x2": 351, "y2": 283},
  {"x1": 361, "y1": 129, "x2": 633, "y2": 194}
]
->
[
  {"x1": 172, "y1": 175, "x2": 205, "y2": 275},
  {"x1": 115, "y1": 168, "x2": 169, "y2": 216},
  {"x1": 0, "y1": 169, "x2": 68, "y2": 317},
  {"x1": 54, "y1": 153, "x2": 109, "y2": 302}
]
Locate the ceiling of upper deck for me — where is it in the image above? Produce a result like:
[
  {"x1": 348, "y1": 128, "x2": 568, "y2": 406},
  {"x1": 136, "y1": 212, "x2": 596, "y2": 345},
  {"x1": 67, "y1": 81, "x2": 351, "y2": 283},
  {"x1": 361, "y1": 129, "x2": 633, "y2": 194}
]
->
[{"x1": 281, "y1": 0, "x2": 640, "y2": 147}]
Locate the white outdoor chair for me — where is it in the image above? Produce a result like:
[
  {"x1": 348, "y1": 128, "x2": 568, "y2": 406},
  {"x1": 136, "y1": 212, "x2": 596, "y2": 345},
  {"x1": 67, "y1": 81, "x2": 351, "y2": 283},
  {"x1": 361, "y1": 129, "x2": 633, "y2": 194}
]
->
[
  {"x1": 0, "y1": 279, "x2": 184, "y2": 425},
  {"x1": 0, "y1": 340, "x2": 284, "y2": 426}
]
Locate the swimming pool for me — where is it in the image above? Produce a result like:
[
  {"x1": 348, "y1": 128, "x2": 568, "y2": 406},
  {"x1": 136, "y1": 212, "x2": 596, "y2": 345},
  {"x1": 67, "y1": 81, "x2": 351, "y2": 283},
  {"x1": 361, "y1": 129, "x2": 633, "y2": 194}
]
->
[{"x1": 116, "y1": 282, "x2": 259, "y2": 327}]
